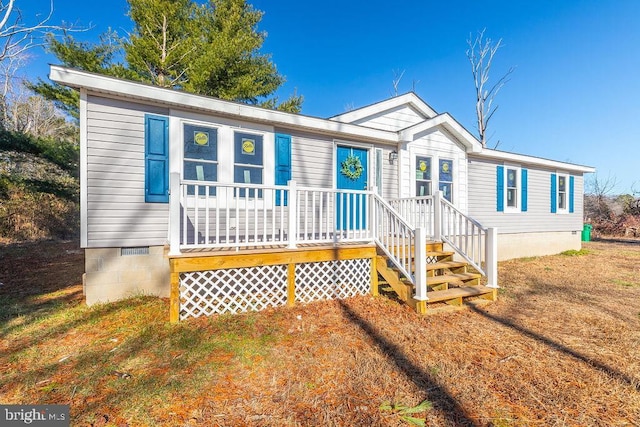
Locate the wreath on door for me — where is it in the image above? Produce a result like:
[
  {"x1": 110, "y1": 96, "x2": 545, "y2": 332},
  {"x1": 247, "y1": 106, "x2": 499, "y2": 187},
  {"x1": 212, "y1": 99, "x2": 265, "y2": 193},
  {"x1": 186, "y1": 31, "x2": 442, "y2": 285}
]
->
[{"x1": 340, "y1": 153, "x2": 363, "y2": 180}]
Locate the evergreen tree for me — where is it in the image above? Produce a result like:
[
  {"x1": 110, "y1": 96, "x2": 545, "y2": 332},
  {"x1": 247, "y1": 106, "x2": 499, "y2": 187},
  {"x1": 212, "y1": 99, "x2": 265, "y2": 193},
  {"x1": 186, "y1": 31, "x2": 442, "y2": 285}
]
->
[
  {"x1": 30, "y1": 31, "x2": 130, "y2": 119},
  {"x1": 33, "y1": 0, "x2": 302, "y2": 114},
  {"x1": 183, "y1": 0, "x2": 290, "y2": 106},
  {"x1": 125, "y1": 0, "x2": 197, "y2": 89}
]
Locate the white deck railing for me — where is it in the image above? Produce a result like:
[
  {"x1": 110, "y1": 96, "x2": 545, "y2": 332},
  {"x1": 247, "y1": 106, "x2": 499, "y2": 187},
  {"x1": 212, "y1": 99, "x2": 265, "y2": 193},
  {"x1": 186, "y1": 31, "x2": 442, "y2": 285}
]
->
[
  {"x1": 169, "y1": 175, "x2": 377, "y2": 252},
  {"x1": 175, "y1": 180, "x2": 291, "y2": 249},
  {"x1": 372, "y1": 195, "x2": 428, "y2": 301},
  {"x1": 439, "y1": 196, "x2": 487, "y2": 274},
  {"x1": 388, "y1": 196, "x2": 435, "y2": 238},
  {"x1": 168, "y1": 173, "x2": 494, "y2": 294},
  {"x1": 387, "y1": 191, "x2": 498, "y2": 289},
  {"x1": 295, "y1": 184, "x2": 373, "y2": 245}
]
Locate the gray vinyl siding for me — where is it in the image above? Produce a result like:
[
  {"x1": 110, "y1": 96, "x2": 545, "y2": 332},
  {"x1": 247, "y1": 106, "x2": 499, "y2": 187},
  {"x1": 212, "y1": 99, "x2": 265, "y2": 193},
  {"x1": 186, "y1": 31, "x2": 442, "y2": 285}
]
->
[
  {"x1": 467, "y1": 156, "x2": 584, "y2": 234},
  {"x1": 381, "y1": 148, "x2": 399, "y2": 199},
  {"x1": 86, "y1": 95, "x2": 169, "y2": 247},
  {"x1": 352, "y1": 105, "x2": 425, "y2": 132},
  {"x1": 286, "y1": 129, "x2": 334, "y2": 188},
  {"x1": 278, "y1": 128, "x2": 398, "y2": 198}
]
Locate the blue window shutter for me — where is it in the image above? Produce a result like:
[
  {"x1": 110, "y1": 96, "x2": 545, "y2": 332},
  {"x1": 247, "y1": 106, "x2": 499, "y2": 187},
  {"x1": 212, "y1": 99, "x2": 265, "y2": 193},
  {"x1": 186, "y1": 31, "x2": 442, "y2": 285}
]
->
[
  {"x1": 275, "y1": 133, "x2": 292, "y2": 206},
  {"x1": 496, "y1": 165, "x2": 504, "y2": 212},
  {"x1": 569, "y1": 176, "x2": 575, "y2": 213},
  {"x1": 521, "y1": 168, "x2": 528, "y2": 212},
  {"x1": 145, "y1": 114, "x2": 169, "y2": 203},
  {"x1": 550, "y1": 173, "x2": 557, "y2": 213}
]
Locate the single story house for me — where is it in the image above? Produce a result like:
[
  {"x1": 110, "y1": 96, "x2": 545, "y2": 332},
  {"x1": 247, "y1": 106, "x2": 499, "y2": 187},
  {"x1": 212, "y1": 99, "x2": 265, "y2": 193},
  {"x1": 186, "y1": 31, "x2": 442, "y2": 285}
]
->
[{"x1": 50, "y1": 65, "x2": 594, "y2": 320}]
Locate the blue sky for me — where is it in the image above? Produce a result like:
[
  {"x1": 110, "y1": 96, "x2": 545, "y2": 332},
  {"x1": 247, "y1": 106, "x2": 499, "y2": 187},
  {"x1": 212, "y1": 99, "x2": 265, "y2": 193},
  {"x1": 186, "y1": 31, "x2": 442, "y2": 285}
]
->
[{"x1": 21, "y1": 0, "x2": 640, "y2": 193}]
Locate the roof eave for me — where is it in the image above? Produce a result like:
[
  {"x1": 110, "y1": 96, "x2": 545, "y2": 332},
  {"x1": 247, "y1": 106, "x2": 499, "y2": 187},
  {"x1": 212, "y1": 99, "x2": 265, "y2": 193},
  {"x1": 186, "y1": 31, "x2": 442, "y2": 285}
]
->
[
  {"x1": 49, "y1": 65, "x2": 399, "y2": 145},
  {"x1": 471, "y1": 149, "x2": 596, "y2": 173}
]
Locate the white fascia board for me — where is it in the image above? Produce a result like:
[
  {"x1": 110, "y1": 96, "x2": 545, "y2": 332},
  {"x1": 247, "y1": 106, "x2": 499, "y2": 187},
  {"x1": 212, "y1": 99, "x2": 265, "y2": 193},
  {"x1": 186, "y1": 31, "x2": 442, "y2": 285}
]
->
[
  {"x1": 329, "y1": 92, "x2": 437, "y2": 123},
  {"x1": 49, "y1": 66, "x2": 398, "y2": 145},
  {"x1": 399, "y1": 113, "x2": 483, "y2": 153},
  {"x1": 471, "y1": 149, "x2": 596, "y2": 173}
]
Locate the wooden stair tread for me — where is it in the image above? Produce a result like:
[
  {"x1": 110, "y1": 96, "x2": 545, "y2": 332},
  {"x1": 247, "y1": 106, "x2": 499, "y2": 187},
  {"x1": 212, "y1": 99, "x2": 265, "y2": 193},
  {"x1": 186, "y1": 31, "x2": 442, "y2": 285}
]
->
[
  {"x1": 426, "y1": 251, "x2": 455, "y2": 257},
  {"x1": 426, "y1": 261, "x2": 468, "y2": 270},
  {"x1": 426, "y1": 285, "x2": 494, "y2": 303},
  {"x1": 427, "y1": 272, "x2": 481, "y2": 285}
]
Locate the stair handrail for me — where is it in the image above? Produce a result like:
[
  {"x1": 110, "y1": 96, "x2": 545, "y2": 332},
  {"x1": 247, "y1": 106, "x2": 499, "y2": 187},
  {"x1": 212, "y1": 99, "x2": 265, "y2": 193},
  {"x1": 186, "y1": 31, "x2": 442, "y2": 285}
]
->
[
  {"x1": 372, "y1": 192, "x2": 429, "y2": 301},
  {"x1": 387, "y1": 195, "x2": 435, "y2": 238},
  {"x1": 438, "y1": 193, "x2": 489, "y2": 276}
]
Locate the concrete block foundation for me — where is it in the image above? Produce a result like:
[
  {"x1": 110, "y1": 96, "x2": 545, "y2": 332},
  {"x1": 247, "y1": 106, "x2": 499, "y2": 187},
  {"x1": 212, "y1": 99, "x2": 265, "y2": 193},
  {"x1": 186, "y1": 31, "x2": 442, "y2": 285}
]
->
[{"x1": 84, "y1": 245, "x2": 170, "y2": 305}]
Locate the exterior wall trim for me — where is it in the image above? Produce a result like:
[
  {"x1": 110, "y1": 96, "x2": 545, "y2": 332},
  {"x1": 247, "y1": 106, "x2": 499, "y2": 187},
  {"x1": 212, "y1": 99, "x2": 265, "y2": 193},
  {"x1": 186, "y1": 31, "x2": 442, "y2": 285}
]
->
[{"x1": 79, "y1": 88, "x2": 88, "y2": 247}]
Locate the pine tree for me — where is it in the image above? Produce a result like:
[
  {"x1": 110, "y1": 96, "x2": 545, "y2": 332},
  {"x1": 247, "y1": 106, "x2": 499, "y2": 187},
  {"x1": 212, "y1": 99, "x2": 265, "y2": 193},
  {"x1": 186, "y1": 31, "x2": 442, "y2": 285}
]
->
[
  {"x1": 32, "y1": 0, "x2": 302, "y2": 114},
  {"x1": 125, "y1": 0, "x2": 197, "y2": 89},
  {"x1": 29, "y1": 31, "x2": 130, "y2": 119}
]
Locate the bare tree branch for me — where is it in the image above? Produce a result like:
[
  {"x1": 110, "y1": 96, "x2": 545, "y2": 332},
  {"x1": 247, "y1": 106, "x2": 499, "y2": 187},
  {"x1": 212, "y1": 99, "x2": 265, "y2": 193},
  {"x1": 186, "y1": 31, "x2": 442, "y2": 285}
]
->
[
  {"x1": 587, "y1": 172, "x2": 618, "y2": 198},
  {"x1": 0, "y1": 0, "x2": 83, "y2": 65},
  {"x1": 391, "y1": 69, "x2": 405, "y2": 97},
  {"x1": 466, "y1": 28, "x2": 515, "y2": 148},
  {"x1": 0, "y1": 1, "x2": 84, "y2": 132}
]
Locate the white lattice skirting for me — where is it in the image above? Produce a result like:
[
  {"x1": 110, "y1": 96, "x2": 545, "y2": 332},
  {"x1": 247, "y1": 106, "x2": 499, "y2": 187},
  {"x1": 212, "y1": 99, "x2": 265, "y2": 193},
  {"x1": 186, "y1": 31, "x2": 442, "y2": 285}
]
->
[
  {"x1": 180, "y1": 265, "x2": 288, "y2": 319},
  {"x1": 295, "y1": 259, "x2": 371, "y2": 303},
  {"x1": 178, "y1": 258, "x2": 371, "y2": 320}
]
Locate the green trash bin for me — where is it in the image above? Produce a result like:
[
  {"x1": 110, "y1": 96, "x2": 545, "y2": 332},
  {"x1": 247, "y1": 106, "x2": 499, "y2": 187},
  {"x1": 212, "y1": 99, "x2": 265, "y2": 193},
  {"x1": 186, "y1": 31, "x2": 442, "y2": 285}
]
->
[{"x1": 581, "y1": 224, "x2": 592, "y2": 242}]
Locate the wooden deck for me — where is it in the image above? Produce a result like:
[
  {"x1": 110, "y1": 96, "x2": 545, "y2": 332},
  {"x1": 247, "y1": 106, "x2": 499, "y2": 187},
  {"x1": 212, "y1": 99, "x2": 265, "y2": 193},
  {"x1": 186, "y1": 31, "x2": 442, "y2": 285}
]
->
[
  {"x1": 169, "y1": 240, "x2": 497, "y2": 321},
  {"x1": 169, "y1": 243, "x2": 378, "y2": 322}
]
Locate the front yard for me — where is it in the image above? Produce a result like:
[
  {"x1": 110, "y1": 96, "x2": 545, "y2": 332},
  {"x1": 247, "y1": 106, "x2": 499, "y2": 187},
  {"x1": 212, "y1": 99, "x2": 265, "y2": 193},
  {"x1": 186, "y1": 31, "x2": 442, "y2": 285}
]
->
[{"x1": 1, "y1": 239, "x2": 639, "y2": 426}]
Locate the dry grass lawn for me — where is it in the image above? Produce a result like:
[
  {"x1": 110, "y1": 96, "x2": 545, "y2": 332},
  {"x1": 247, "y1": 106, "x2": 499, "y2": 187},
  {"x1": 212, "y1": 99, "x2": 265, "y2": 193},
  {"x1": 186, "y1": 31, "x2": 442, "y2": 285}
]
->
[{"x1": 1, "y1": 239, "x2": 639, "y2": 426}]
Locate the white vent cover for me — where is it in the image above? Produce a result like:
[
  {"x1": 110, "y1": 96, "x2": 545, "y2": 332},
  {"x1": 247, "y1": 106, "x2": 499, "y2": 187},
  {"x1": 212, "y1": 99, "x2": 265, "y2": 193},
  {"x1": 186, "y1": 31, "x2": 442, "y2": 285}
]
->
[{"x1": 121, "y1": 247, "x2": 150, "y2": 256}]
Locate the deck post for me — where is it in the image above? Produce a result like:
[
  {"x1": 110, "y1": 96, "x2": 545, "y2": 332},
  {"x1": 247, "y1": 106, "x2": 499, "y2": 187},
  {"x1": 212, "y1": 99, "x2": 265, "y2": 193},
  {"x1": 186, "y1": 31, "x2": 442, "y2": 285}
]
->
[
  {"x1": 169, "y1": 260, "x2": 180, "y2": 323},
  {"x1": 287, "y1": 263, "x2": 296, "y2": 306},
  {"x1": 168, "y1": 172, "x2": 181, "y2": 256},
  {"x1": 486, "y1": 227, "x2": 499, "y2": 289},
  {"x1": 414, "y1": 227, "x2": 428, "y2": 313},
  {"x1": 287, "y1": 180, "x2": 297, "y2": 249},
  {"x1": 370, "y1": 251, "x2": 379, "y2": 297},
  {"x1": 370, "y1": 186, "x2": 378, "y2": 240},
  {"x1": 433, "y1": 191, "x2": 442, "y2": 241}
]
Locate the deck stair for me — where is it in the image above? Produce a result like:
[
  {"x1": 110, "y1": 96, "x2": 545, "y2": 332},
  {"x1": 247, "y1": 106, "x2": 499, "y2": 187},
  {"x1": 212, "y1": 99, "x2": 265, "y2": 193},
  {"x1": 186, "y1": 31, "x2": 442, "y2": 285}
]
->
[{"x1": 376, "y1": 241, "x2": 496, "y2": 312}]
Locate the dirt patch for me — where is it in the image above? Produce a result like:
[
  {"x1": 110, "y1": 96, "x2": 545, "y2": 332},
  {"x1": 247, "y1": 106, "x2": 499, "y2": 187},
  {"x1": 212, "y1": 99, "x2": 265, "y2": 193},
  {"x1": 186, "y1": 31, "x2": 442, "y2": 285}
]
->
[{"x1": 1, "y1": 240, "x2": 640, "y2": 426}]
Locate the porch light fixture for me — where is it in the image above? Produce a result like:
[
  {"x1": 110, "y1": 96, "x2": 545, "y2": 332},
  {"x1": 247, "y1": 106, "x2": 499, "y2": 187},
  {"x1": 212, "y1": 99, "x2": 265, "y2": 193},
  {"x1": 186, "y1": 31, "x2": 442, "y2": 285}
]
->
[{"x1": 388, "y1": 150, "x2": 398, "y2": 164}]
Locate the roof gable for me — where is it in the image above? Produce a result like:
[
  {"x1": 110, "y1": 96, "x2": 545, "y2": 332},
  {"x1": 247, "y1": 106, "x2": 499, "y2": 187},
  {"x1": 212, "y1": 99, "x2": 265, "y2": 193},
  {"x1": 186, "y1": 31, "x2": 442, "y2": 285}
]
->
[
  {"x1": 329, "y1": 93, "x2": 437, "y2": 127},
  {"x1": 400, "y1": 113, "x2": 483, "y2": 153}
]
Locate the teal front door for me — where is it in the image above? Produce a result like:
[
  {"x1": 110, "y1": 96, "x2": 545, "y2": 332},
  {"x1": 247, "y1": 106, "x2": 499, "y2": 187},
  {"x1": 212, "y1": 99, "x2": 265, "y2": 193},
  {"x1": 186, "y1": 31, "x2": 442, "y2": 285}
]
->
[{"x1": 336, "y1": 146, "x2": 368, "y2": 230}]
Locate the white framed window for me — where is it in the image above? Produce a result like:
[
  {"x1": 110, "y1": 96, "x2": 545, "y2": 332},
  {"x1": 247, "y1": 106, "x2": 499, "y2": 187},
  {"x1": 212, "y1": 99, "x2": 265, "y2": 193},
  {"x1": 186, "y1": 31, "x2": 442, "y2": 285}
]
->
[
  {"x1": 438, "y1": 158, "x2": 453, "y2": 202},
  {"x1": 505, "y1": 166, "x2": 520, "y2": 211},
  {"x1": 415, "y1": 156, "x2": 432, "y2": 197},
  {"x1": 551, "y1": 172, "x2": 574, "y2": 214},
  {"x1": 234, "y1": 131, "x2": 264, "y2": 198},
  {"x1": 557, "y1": 174, "x2": 568, "y2": 213},
  {"x1": 497, "y1": 165, "x2": 527, "y2": 213},
  {"x1": 183, "y1": 123, "x2": 218, "y2": 195}
]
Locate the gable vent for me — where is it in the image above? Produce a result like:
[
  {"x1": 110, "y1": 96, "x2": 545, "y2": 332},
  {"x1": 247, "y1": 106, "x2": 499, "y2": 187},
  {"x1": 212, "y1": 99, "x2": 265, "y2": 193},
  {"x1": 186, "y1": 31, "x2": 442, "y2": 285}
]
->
[{"x1": 121, "y1": 247, "x2": 149, "y2": 256}]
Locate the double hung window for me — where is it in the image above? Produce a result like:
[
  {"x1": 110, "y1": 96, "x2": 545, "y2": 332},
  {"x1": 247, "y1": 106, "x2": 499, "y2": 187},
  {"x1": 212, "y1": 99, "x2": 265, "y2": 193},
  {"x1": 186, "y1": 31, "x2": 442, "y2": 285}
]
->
[
  {"x1": 439, "y1": 159, "x2": 453, "y2": 202},
  {"x1": 183, "y1": 124, "x2": 217, "y2": 195},
  {"x1": 234, "y1": 132, "x2": 263, "y2": 197},
  {"x1": 415, "y1": 156, "x2": 432, "y2": 197}
]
